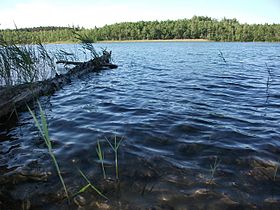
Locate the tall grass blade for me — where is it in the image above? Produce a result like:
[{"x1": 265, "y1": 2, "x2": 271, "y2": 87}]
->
[
  {"x1": 73, "y1": 183, "x2": 91, "y2": 197},
  {"x1": 105, "y1": 136, "x2": 124, "y2": 180},
  {"x1": 273, "y1": 162, "x2": 279, "y2": 181},
  {"x1": 28, "y1": 102, "x2": 69, "y2": 201},
  {"x1": 96, "y1": 140, "x2": 106, "y2": 179},
  {"x1": 78, "y1": 169, "x2": 108, "y2": 200}
]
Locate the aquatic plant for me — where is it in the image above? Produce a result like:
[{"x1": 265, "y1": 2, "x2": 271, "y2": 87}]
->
[
  {"x1": 208, "y1": 156, "x2": 221, "y2": 184},
  {"x1": 54, "y1": 48, "x2": 80, "y2": 65},
  {"x1": 27, "y1": 102, "x2": 69, "y2": 201},
  {"x1": 141, "y1": 182, "x2": 156, "y2": 196},
  {"x1": 73, "y1": 31, "x2": 99, "y2": 59},
  {"x1": 96, "y1": 140, "x2": 107, "y2": 179},
  {"x1": 8, "y1": 103, "x2": 19, "y2": 121},
  {"x1": 37, "y1": 42, "x2": 56, "y2": 76},
  {"x1": 0, "y1": 35, "x2": 56, "y2": 86},
  {"x1": 0, "y1": 46, "x2": 13, "y2": 85},
  {"x1": 273, "y1": 161, "x2": 279, "y2": 181},
  {"x1": 105, "y1": 135, "x2": 124, "y2": 180},
  {"x1": 265, "y1": 63, "x2": 273, "y2": 104},
  {"x1": 218, "y1": 50, "x2": 227, "y2": 63},
  {"x1": 74, "y1": 183, "x2": 91, "y2": 197},
  {"x1": 78, "y1": 169, "x2": 108, "y2": 200}
]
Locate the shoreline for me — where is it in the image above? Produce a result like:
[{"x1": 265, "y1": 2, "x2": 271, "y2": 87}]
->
[
  {"x1": 43, "y1": 39, "x2": 280, "y2": 45},
  {"x1": 45, "y1": 39, "x2": 210, "y2": 44},
  {"x1": 98, "y1": 39, "x2": 210, "y2": 43}
]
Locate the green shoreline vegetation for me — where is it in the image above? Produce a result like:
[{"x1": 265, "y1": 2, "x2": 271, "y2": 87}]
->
[{"x1": 1, "y1": 16, "x2": 279, "y2": 44}]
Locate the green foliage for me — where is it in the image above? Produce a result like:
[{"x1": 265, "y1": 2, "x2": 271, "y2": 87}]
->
[{"x1": 0, "y1": 17, "x2": 279, "y2": 44}]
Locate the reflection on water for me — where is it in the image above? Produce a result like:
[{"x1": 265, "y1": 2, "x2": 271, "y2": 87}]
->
[{"x1": 1, "y1": 42, "x2": 280, "y2": 209}]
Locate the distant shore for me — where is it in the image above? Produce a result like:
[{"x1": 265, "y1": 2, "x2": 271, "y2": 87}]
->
[
  {"x1": 45, "y1": 39, "x2": 280, "y2": 45},
  {"x1": 98, "y1": 39, "x2": 209, "y2": 43}
]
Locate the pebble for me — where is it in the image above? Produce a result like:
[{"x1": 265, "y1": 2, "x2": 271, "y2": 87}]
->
[
  {"x1": 94, "y1": 202, "x2": 110, "y2": 209},
  {"x1": 74, "y1": 195, "x2": 86, "y2": 207}
]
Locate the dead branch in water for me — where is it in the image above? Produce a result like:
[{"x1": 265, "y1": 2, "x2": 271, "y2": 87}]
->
[
  {"x1": 0, "y1": 51, "x2": 117, "y2": 120},
  {"x1": 56, "y1": 60, "x2": 84, "y2": 65}
]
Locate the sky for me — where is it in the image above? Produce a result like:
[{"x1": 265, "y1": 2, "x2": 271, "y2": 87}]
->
[{"x1": 0, "y1": 0, "x2": 279, "y2": 29}]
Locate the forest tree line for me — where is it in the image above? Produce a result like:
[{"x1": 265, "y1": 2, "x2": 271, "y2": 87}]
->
[{"x1": 0, "y1": 16, "x2": 279, "y2": 44}]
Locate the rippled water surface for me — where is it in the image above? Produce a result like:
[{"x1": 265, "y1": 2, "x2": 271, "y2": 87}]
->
[{"x1": 1, "y1": 42, "x2": 280, "y2": 209}]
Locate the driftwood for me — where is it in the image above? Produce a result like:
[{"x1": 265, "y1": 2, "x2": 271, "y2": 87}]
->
[
  {"x1": 56, "y1": 60, "x2": 84, "y2": 65},
  {"x1": 56, "y1": 60, "x2": 118, "y2": 69},
  {"x1": 0, "y1": 54, "x2": 117, "y2": 120}
]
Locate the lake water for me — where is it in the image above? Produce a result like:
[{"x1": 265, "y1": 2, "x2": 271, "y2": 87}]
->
[{"x1": 1, "y1": 42, "x2": 280, "y2": 209}]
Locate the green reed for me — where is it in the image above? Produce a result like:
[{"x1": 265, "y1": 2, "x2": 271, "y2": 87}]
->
[
  {"x1": 105, "y1": 135, "x2": 124, "y2": 180},
  {"x1": 76, "y1": 183, "x2": 91, "y2": 195},
  {"x1": 96, "y1": 140, "x2": 106, "y2": 179},
  {"x1": 27, "y1": 102, "x2": 69, "y2": 201},
  {"x1": 72, "y1": 30, "x2": 99, "y2": 59},
  {"x1": 0, "y1": 29, "x2": 56, "y2": 86},
  {"x1": 0, "y1": 46, "x2": 13, "y2": 85},
  {"x1": 78, "y1": 169, "x2": 108, "y2": 200}
]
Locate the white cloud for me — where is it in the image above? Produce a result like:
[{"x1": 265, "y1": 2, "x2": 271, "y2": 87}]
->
[
  {"x1": 0, "y1": 0, "x2": 278, "y2": 29},
  {"x1": 0, "y1": 0, "x2": 186, "y2": 29},
  {"x1": 0, "y1": 1, "x2": 129, "y2": 29}
]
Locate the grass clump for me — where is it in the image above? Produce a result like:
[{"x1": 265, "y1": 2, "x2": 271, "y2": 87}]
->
[
  {"x1": 0, "y1": 30, "x2": 57, "y2": 86},
  {"x1": 0, "y1": 40, "x2": 56, "y2": 86}
]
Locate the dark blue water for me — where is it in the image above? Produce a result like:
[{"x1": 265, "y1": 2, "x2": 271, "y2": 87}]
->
[{"x1": 1, "y1": 42, "x2": 280, "y2": 209}]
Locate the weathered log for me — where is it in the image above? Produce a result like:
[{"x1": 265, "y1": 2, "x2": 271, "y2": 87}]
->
[
  {"x1": 0, "y1": 55, "x2": 118, "y2": 120},
  {"x1": 56, "y1": 60, "x2": 118, "y2": 69},
  {"x1": 56, "y1": 60, "x2": 84, "y2": 65}
]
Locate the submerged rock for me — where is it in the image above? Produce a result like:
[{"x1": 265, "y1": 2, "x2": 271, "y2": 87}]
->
[
  {"x1": 74, "y1": 195, "x2": 86, "y2": 207},
  {"x1": 94, "y1": 202, "x2": 111, "y2": 209}
]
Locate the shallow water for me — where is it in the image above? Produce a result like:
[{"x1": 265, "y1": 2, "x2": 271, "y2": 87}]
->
[{"x1": 1, "y1": 42, "x2": 280, "y2": 209}]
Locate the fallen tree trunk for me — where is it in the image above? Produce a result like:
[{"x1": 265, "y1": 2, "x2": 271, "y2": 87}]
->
[
  {"x1": 56, "y1": 60, "x2": 84, "y2": 65},
  {"x1": 0, "y1": 54, "x2": 117, "y2": 120},
  {"x1": 56, "y1": 60, "x2": 118, "y2": 69}
]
